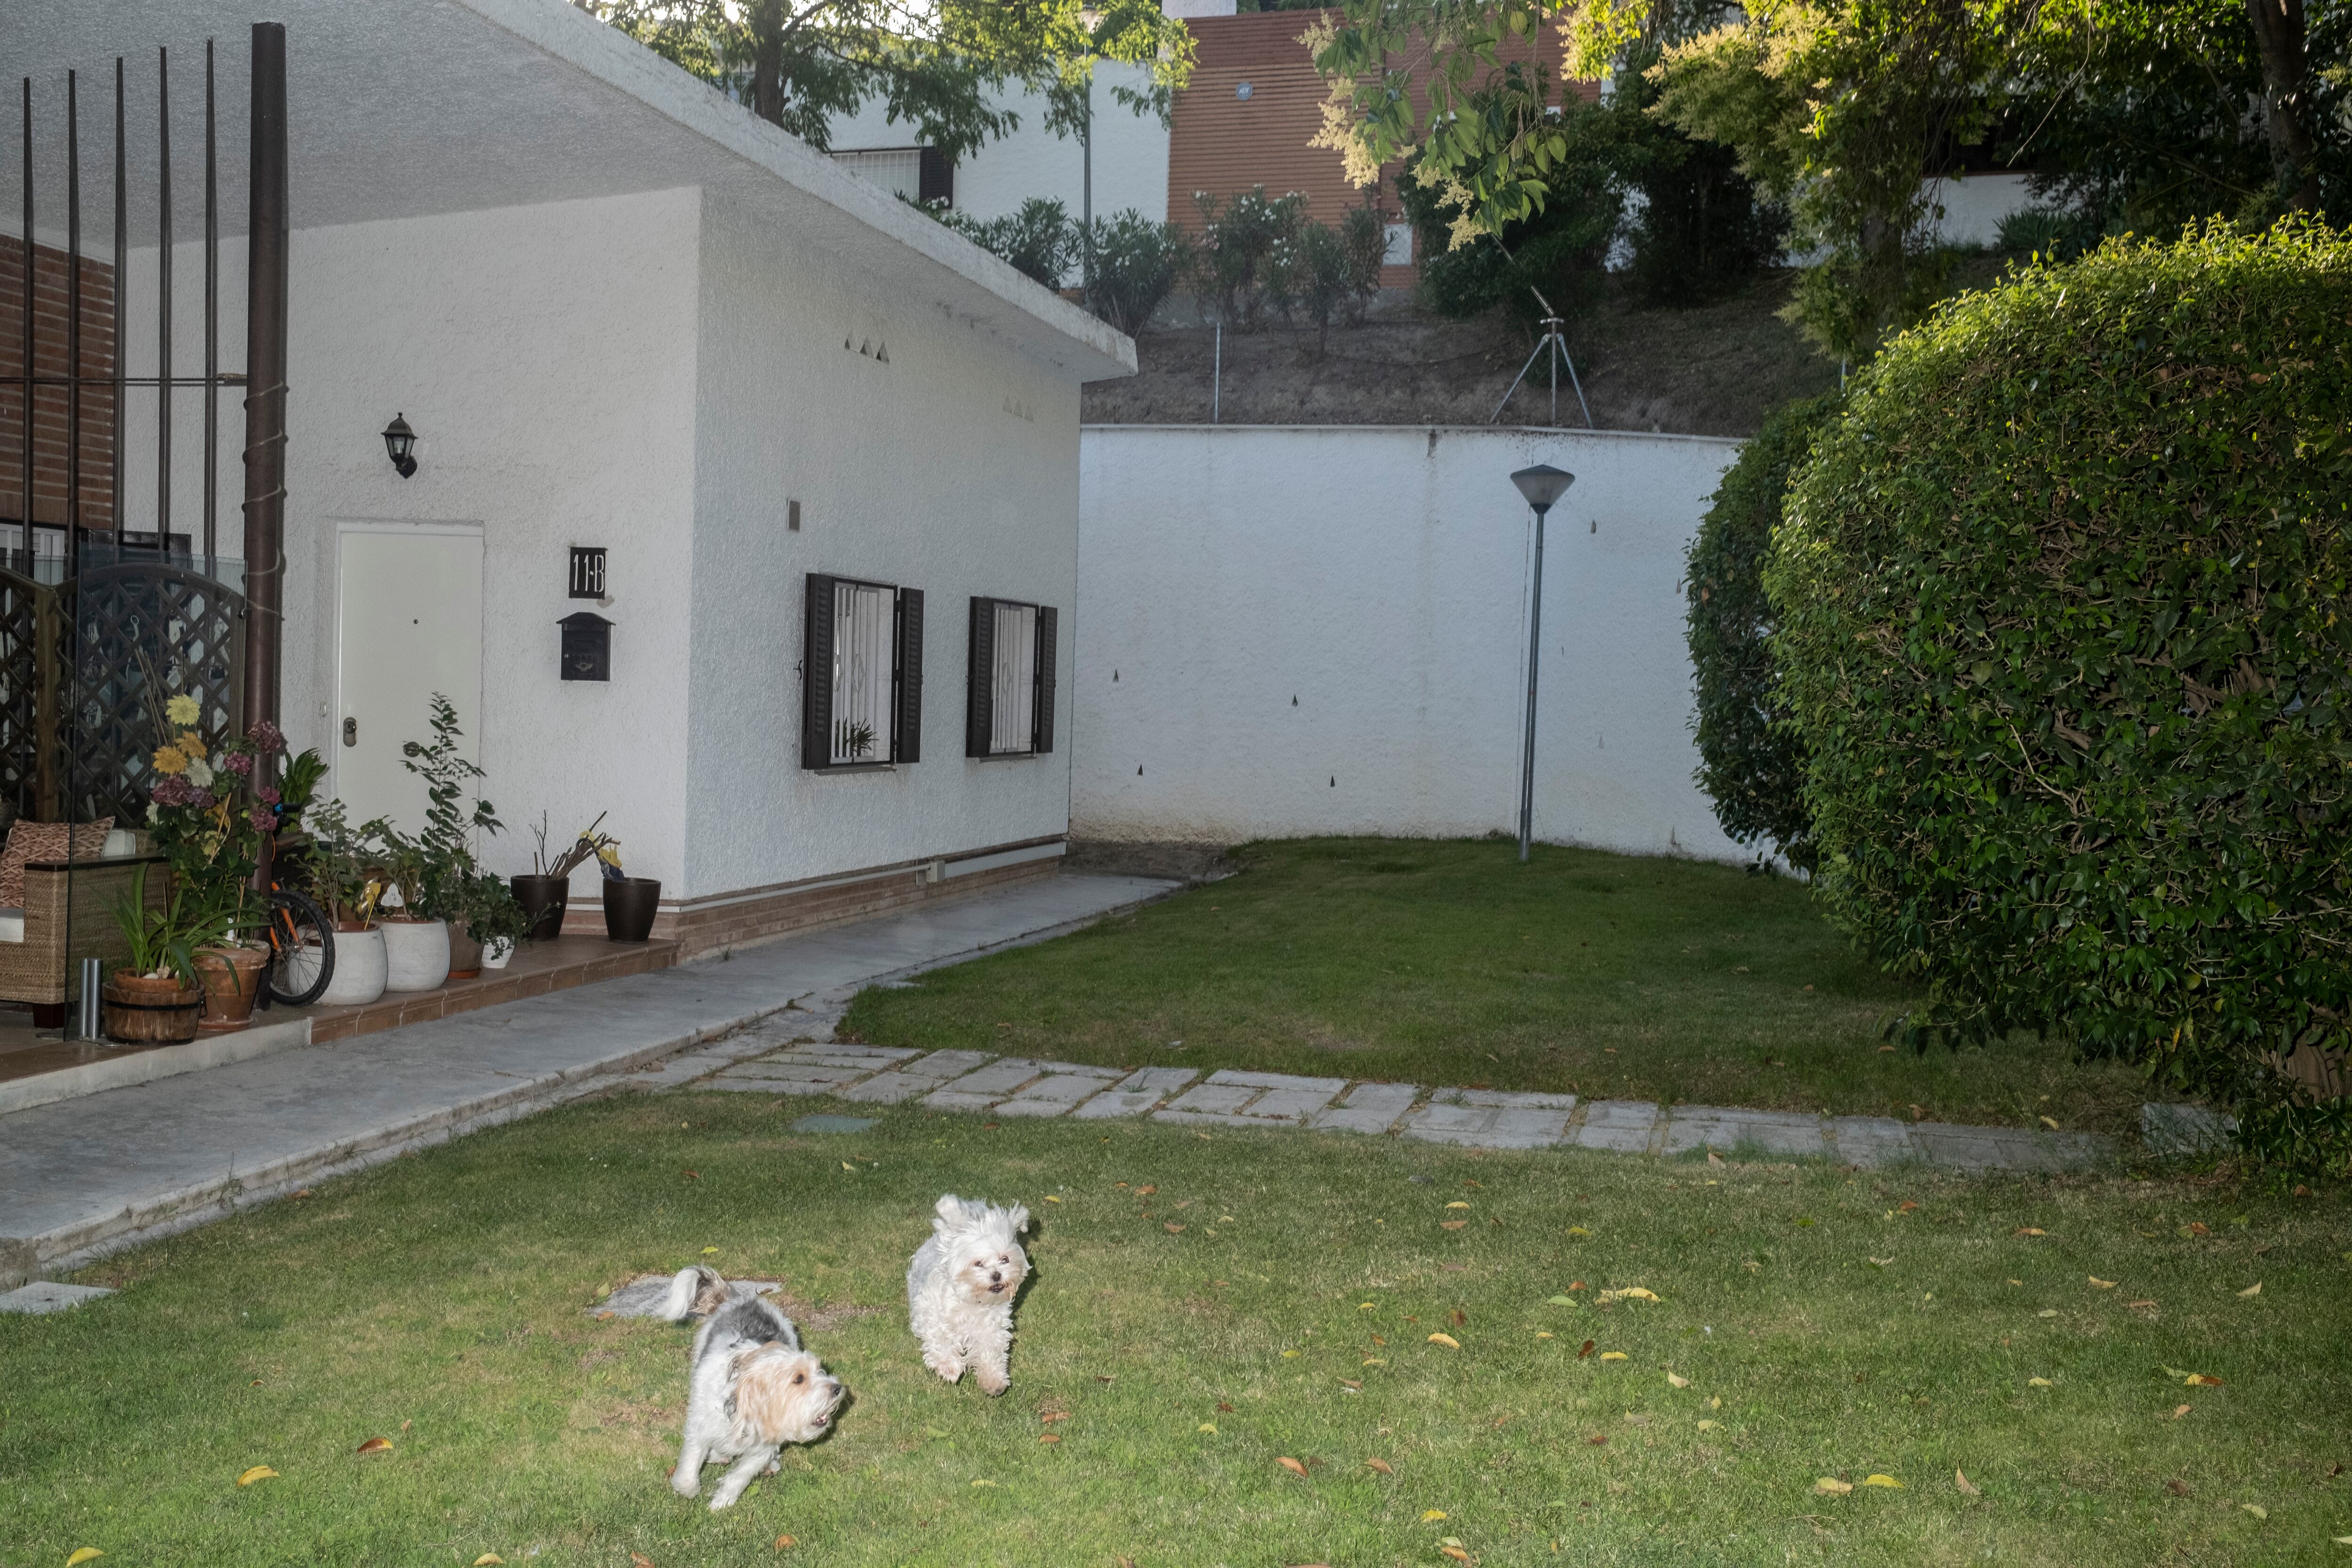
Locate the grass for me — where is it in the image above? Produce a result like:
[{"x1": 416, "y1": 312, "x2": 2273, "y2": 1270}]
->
[
  {"x1": 842, "y1": 839, "x2": 2178, "y2": 1137},
  {"x1": 5, "y1": 1090, "x2": 2345, "y2": 1567}
]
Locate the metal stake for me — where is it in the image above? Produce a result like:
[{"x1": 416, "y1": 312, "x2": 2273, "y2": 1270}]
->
[{"x1": 1518, "y1": 502, "x2": 1546, "y2": 863}]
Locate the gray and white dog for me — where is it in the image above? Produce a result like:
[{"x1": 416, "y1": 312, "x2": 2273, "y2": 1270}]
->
[
  {"x1": 906, "y1": 1194, "x2": 1031, "y2": 1395},
  {"x1": 657, "y1": 1266, "x2": 845, "y2": 1511}
]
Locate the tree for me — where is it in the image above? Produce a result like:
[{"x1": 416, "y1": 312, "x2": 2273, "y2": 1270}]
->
[{"x1": 576, "y1": 0, "x2": 1193, "y2": 161}]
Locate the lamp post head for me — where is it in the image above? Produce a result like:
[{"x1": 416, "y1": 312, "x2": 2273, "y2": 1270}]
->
[{"x1": 1511, "y1": 463, "x2": 1574, "y2": 516}]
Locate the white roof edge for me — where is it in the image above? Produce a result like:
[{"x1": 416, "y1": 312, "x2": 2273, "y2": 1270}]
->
[
  {"x1": 453, "y1": 0, "x2": 1137, "y2": 382},
  {"x1": 1080, "y1": 424, "x2": 1745, "y2": 446}
]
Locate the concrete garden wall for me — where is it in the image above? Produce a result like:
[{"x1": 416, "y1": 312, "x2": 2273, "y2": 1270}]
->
[{"x1": 1072, "y1": 423, "x2": 1750, "y2": 862}]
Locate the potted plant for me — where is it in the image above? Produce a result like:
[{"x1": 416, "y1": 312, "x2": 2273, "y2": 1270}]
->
[
  {"x1": 461, "y1": 871, "x2": 532, "y2": 971},
  {"x1": 103, "y1": 866, "x2": 229, "y2": 1044},
  {"x1": 303, "y1": 797, "x2": 388, "y2": 1007},
  {"x1": 513, "y1": 812, "x2": 613, "y2": 941},
  {"x1": 371, "y1": 826, "x2": 452, "y2": 992},
  {"x1": 142, "y1": 694, "x2": 286, "y2": 1030},
  {"x1": 375, "y1": 695, "x2": 503, "y2": 992},
  {"x1": 598, "y1": 839, "x2": 660, "y2": 943}
]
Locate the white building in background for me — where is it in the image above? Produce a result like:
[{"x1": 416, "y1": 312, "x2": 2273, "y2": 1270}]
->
[{"x1": 8, "y1": 0, "x2": 1135, "y2": 954}]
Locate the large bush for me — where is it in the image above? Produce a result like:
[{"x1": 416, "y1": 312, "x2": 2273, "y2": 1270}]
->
[
  {"x1": 1685, "y1": 394, "x2": 1838, "y2": 871},
  {"x1": 1767, "y1": 221, "x2": 2352, "y2": 1130}
]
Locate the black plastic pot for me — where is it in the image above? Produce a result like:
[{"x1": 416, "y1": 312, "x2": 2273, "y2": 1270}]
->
[
  {"x1": 603, "y1": 877, "x2": 661, "y2": 943},
  {"x1": 511, "y1": 874, "x2": 569, "y2": 941}
]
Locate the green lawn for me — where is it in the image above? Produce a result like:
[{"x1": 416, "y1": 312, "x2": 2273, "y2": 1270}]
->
[
  {"x1": 843, "y1": 839, "x2": 2178, "y2": 1137},
  {"x1": 7, "y1": 1092, "x2": 2344, "y2": 1567}
]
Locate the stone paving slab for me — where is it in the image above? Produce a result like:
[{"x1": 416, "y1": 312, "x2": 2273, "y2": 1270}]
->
[
  {"x1": 1403, "y1": 1101, "x2": 1572, "y2": 1149},
  {"x1": 1160, "y1": 1082, "x2": 1258, "y2": 1117},
  {"x1": 0, "y1": 1281, "x2": 115, "y2": 1314},
  {"x1": 1435, "y1": 1087, "x2": 1578, "y2": 1110},
  {"x1": 1071, "y1": 1067, "x2": 1201, "y2": 1120},
  {"x1": 1205, "y1": 1069, "x2": 1348, "y2": 1095},
  {"x1": 1571, "y1": 1100, "x2": 1661, "y2": 1153},
  {"x1": 1663, "y1": 1108, "x2": 1829, "y2": 1157},
  {"x1": 1828, "y1": 1116, "x2": 1918, "y2": 1167},
  {"x1": 931, "y1": 1058, "x2": 1054, "y2": 1098},
  {"x1": 1308, "y1": 1081, "x2": 1421, "y2": 1134},
  {"x1": 995, "y1": 1069, "x2": 1127, "y2": 1118},
  {"x1": 714, "y1": 1062, "x2": 871, "y2": 1090},
  {"x1": 2142, "y1": 1102, "x2": 2235, "y2": 1158},
  {"x1": 838, "y1": 1072, "x2": 942, "y2": 1105},
  {"x1": 1911, "y1": 1121, "x2": 2101, "y2": 1173}
]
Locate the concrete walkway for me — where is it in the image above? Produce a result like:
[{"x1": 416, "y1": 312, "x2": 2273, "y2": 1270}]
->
[
  {"x1": 667, "y1": 1041, "x2": 2129, "y2": 1172},
  {"x1": 0, "y1": 874, "x2": 1176, "y2": 1282}
]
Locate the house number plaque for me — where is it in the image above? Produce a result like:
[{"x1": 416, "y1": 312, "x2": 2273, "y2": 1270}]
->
[{"x1": 568, "y1": 546, "x2": 607, "y2": 600}]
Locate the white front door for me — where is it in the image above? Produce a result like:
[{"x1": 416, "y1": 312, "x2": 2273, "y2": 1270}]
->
[{"x1": 334, "y1": 526, "x2": 484, "y2": 835}]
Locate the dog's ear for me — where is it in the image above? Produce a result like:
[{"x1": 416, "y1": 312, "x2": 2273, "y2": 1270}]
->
[
  {"x1": 932, "y1": 1194, "x2": 965, "y2": 1231},
  {"x1": 1006, "y1": 1203, "x2": 1031, "y2": 1235}
]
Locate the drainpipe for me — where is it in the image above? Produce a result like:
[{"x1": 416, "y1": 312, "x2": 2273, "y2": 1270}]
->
[{"x1": 240, "y1": 22, "x2": 287, "y2": 731}]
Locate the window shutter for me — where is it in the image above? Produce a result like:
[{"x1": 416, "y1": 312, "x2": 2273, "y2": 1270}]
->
[
  {"x1": 1033, "y1": 605, "x2": 1058, "y2": 754},
  {"x1": 802, "y1": 573, "x2": 836, "y2": 770},
  {"x1": 918, "y1": 146, "x2": 955, "y2": 207},
  {"x1": 893, "y1": 587, "x2": 924, "y2": 764},
  {"x1": 966, "y1": 596, "x2": 995, "y2": 757}
]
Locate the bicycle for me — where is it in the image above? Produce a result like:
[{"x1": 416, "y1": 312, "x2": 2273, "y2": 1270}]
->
[{"x1": 251, "y1": 836, "x2": 335, "y2": 1009}]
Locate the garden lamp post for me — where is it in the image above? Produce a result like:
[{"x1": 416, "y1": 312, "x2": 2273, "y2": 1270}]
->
[{"x1": 1510, "y1": 463, "x2": 1575, "y2": 864}]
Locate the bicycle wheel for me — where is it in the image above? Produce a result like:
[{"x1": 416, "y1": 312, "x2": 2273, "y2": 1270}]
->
[{"x1": 264, "y1": 886, "x2": 336, "y2": 1007}]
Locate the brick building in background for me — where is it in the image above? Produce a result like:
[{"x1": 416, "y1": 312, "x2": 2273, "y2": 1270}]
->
[{"x1": 0, "y1": 241, "x2": 117, "y2": 576}]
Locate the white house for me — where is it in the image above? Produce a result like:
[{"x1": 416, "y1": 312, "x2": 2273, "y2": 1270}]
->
[{"x1": 6, "y1": 0, "x2": 1134, "y2": 956}]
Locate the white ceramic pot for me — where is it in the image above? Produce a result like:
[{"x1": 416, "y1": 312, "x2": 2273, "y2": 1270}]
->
[
  {"x1": 380, "y1": 917, "x2": 452, "y2": 993},
  {"x1": 480, "y1": 935, "x2": 515, "y2": 971},
  {"x1": 319, "y1": 925, "x2": 389, "y2": 1008}
]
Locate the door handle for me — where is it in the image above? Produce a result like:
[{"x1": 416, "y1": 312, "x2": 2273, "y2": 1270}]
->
[{"x1": 342, "y1": 716, "x2": 358, "y2": 748}]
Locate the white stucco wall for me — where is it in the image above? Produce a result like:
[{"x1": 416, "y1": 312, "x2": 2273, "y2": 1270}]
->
[
  {"x1": 114, "y1": 188, "x2": 705, "y2": 898},
  {"x1": 1925, "y1": 171, "x2": 2038, "y2": 249},
  {"x1": 682, "y1": 188, "x2": 1080, "y2": 900},
  {"x1": 826, "y1": 64, "x2": 1171, "y2": 247},
  {"x1": 1073, "y1": 424, "x2": 1749, "y2": 861}
]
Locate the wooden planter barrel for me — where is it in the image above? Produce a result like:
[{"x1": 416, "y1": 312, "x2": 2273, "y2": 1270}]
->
[{"x1": 103, "y1": 971, "x2": 204, "y2": 1044}]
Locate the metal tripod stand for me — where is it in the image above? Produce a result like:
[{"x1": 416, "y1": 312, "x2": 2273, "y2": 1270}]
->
[{"x1": 1490, "y1": 311, "x2": 1593, "y2": 429}]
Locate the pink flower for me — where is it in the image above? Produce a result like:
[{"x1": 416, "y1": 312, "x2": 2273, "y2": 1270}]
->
[
  {"x1": 189, "y1": 789, "x2": 215, "y2": 810},
  {"x1": 248, "y1": 805, "x2": 276, "y2": 832},
  {"x1": 151, "y1": 774, "x2": 196, "y2": 807},
  {"x1": 246, "y1": 718, "x2": 286, "y2": 754},
  {"x1": 257, "y1": 784, "x2": 280, "y2": 805},
  {"x1": 222, "y1": 749, "x2": 255, "y2": 777}
]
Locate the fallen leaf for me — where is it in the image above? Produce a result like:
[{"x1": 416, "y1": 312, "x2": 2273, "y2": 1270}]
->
[
  {"x1": 1568, "y1": 1281, "x2": 1586, "y2": 1291},
  {"x1": 2183, "y1": 1221, "x2": 2210, "y2": 1236},
  {"x1": 1136, "y1": 1185, "x2": 1157, "y2": 1196},
  {"x1": 1863, "y1": 1474, "x2": 1903, "y2": 1488},
  {"x1": 1422, "y1": 1509, "x2": 1448, "y2": 1522},
  {"x1": 1427, "y1": 1333, "x2": 1462, "y2": 1349},
  {"x1": 1363, "y1": 1357, "x2": 1386, "y2": 1366},
  {"x1": 1955, "y1": 1469, "x2": 1981, "y2": 1497},
  {"x1": 1535, "y1": 1330, "x2": 1555, "y2": 1340},
  {"x1": 2015, "y1": 1227, "x2": 2046, "y2": 1237},
  {"x1": 682, "y1": 1170, "x2": 700, "y2": 1181},
  {"x1": 1340, "y1": 1379, "x2": 1364, "y2": 1392},
  {"x1": 1276, "y1": 1457, "x2": 1309, "y2": 1478},
  {"x1": 2037, "y1": 1309, "x2": 2059, "y2": 1318},
  {"x1": 2238, "y1": 1282, "x2": 2262, "y2": 1297},
  {"x1": 2172, "y1": 1404, "x2": 2192, "y2": 1419},
  {"x1": 1868, "y1": 1257, "x2": 1894, "y2": 1268},
  {"x1": 1898, "y1": 1202, "x2": 1919, "y2": 1213},
  {"x1": 2126, "y1": 1299, "x2": 2157, "y2": 1309},
  {"x1": 774, "y1": 1537, "x2": 796, "y2": 1551},
  {"x1": 1578, "y1": 1339, "x2": 1597, "y2": 1358},
  {"x1": 1587, "y1": 1433, "x2": 1609, "y2": 1446},
  {"x1": 237, "y1": 1465, "x2": 278, "y2": 1486},
  {"x1": 1546, "y1": 1294, "x2": 1577, "y2": 1306},
  {"x1": 2185, "y1": 1373, "x2": 2225, "y2": 1386},
  {"x1": 1696, "y1": 1419, "x2": 1720, "y2": 1431},
  {"x1": 1815, "y1": 1477, "x2": 1854, "y2": 1495},
  {"x1": 2089, "y1": 1277, "x2": 2116, "y2": 1289},
  {"x1": 1039, "y1": 1433, "x2": 1061, "y2": 1444},
  {"x1": 475, "y1": 1558, "x2": 505, "y2": 1567},
  {"x1": 66, "y1": 1552, "x2": 104, "y2": 1566},
  {"x1": 1451, "y1": 1309, "x2": 1468, "y2": 1327},
  {"x1": 1198, "y1": 1424, "x2": 1217, "y2": 1433},
  {"x1": 1604, "y1": 1287, "x2": 1661, "y2": 1304},
  {"x1": 1567, "y1": 1226, "x2": 1592, "y2": 1238},
  {"x1": 2167, "y1": 1479, "x2": 2190, "y2": 1497},
  {"x1": 2039, "y1": 1116, "x2": 2061, "y2": 1130},
  {"x1": 701, "y1": 1246, "x2": 720, "y2": 1255},
  {"x1": 2243, "y1": 1504, "x2": 2267, "y2": 1520},
  {"x1": 1041, "y1": 1410, "x2": 1072, "y2": 1424},
  {"x1": 1440, "y1": 1547, "x2": 1472, "y2": 1564},
  {"x1": 969, "y1": 1479, "x2": 998, "y2": 1488},
  {"x1": 1446, "y1": 1201, "x2": 1471, "y2": 1210},
  {"x1": 2029, "y1": 1378, "x2": 2054, "y2": 1388},
  {"x1": 1043, "y1": 1195, "x2": 1061, "y2": 1203},
  {"x1": 1599, "y1": 1351, "x2": 1628, "y2": 1361},
  {"x1": 1367, "y1": 1457, "x2": 1394, "y2": 1474},
  {"x1": 1667, "y1": 1372, "x2": 1690, "y2": 1388},
  {"x1": 1440, "y1": 1220, "x2": 1468, "y2": 1231},
  {"x1": 1164, "y1": 1223, "x2": 1185, "y2": 1233},
  {"x1": 356, "y1": 1437, "x2": 393, "y2": 1455}
]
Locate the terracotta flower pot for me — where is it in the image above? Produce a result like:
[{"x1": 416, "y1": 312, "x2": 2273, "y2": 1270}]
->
[
  {"x1": 447, "y1": 920, "x2": 484, "y2": 980},
  {"x1": 102, "y1": 970, "x2": 204, "y2": 1044},
  {"x1": 603, "y1": 877, "x2": 661, "y2": 942},
  {"x1": 193, "y1": 943, "x2": 272, "y2": 1034},
  {"x1": 380, "y1": 917, "x2": 452, "y2": 992},
  {"x1": 511, "y1": 874, "x2": 569, "y2": 941}
]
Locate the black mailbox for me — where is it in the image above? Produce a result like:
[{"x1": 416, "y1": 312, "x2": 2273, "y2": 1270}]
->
[{"x1": 560, "y1": 612, "x2": 612, "y2": 682}]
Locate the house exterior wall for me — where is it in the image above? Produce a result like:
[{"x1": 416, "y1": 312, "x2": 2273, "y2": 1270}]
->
[
  {"x1": 116, "y1": 187, "x2": 705, "y2": 898},
  {"x1": 1072, "y1": 423, "x2": 1750, "y2": 862},
  {"x1": 682, "y1": 185, "x2": 1080, "y2": 918}
]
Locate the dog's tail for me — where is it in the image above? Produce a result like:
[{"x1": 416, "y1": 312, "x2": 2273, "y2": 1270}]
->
[{"x1": 658, "y1": 1265, "x2": 715, "y2": 1322}]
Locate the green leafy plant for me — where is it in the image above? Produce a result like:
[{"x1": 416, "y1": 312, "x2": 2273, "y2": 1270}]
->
[
  {"x1": 1081, "y1": 209, "x2": 1190, "y2": 335},
  {"x1": 301, "y1": 797, "x2": 383, "y2": 929},
  {"x1": 387, "y1": 693, "x2": 501, "y2": 919},
  {"x1": 937, "y1": 197, "x2": 1079, "y2": 288},
  {"x1": 1765, "y1": 219, "x2": 2352, "y2": 1167},
  {"x1": 457, "y1": 870, "x2": 532, "y2": 951},
  {"x1": 1187, "y1": 187, "x2": 1307, "y2": 330},
  {"x1": 110, "y1": 865, "x2": 234, "y2": 986},
  {"x1": 274, "y1": 747, "x2": 328, "y2": 831},
  {"x1": 1685, "y1": 393, "x2": 1837, "y2": 872}
]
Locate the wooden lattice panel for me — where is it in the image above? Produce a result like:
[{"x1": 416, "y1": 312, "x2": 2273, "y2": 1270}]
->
[
  {"x1": 62, "y1": 563, "x2": 246, "y2": 822},
  {"x1": 0, "y1": 569, "x2": 39, "y2": 819}
]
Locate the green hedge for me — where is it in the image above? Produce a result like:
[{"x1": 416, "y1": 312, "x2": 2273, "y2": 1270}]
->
[
  {"x1": 1685, "y1": 395, "x2": 1838, "y2": 871},
  {"x1": 1766, "y1": 221, "x2": 2352, "y2": 1133}
]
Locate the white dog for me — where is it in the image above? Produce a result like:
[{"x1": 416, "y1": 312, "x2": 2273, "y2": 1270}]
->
[
  {"x1": 906, "y1": 1194, "x2": 1031, "y2": 1395},
  {"x1": 657, "y1": 1266, "x2": 845, "y2": 1511}
]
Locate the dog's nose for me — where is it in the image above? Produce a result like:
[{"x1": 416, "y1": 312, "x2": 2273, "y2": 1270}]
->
[{"x1": 989, "y1": 1271, "x2": 1002, "y2": 1284}]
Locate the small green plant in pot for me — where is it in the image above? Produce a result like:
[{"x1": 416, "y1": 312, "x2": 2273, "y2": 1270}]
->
[
  {"x1": 104, "y1": 866, "x2": 232, "y2": 1043},
  {"x1": 460, "y1": 871, "x2": 532, "y2": 971}
]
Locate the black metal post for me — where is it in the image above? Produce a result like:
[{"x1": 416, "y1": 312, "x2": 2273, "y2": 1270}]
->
[
  {"x1": 156, "y1": 48, "x2": 171, "y2": 557},
  {"x1": 204, "y1": 40, "x2": 217, "y2": 573},
  {"x1": 240, "y1": 22, "x2": 287, "y2": 731},
  {"x1": 1518, "y1": 505, "x2": 1545, "y2": 864},
  {"x1": 67, "y1": 72, "x2": 80, "y2": 553},
  {"x1": 18, "y1": 79, "x2": 31, "y2": 564},
  {"x1": 108, "y1": 56, "x2": 123, "y2": 570}
]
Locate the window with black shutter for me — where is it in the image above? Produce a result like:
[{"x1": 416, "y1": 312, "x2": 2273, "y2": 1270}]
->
[
  {"x1": 803, "y1": 572, "x2": 923, "y2": 769},
  {"x1": 965, "y1": 597, "x2": 1057, "y2": 757}
]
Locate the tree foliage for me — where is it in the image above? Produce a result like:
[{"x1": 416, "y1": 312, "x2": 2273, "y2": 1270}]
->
[
  {"x1": 577, "y1": 0, "x2": 1192, "y2": 161},
  {"x1": 1685, "y1": 393, "x2": 1836, "y2": 871},
  {"x1": 1765, "y1": 222, "x2": 2352, "y2": 1138}
]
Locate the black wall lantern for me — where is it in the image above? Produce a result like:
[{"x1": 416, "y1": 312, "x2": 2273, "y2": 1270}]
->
[
  {"x1": 560, "y1": 611, "x2": 612, "y2": 682},
  {"x1": 382, "y1": 413, "x2": 418, "y2": 478}
]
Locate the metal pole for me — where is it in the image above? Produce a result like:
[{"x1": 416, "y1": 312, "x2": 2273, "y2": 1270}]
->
[
  {"x1": 157, "y1": 48, "x2": 171, "y2": 556},
  {"x1": 110, "y1": 56, "x2": 123, "y2": 562},
  {"x1": 1211, "y1": 319, "x2": 1221, "y2": 424},
  {"x1": 240, "y1": 22, "x2": 287, "y2": 731},
  {"x1": 19, "y1": 79, "x2": 32, "y2": 566},
  {"x1": 203, "y1": 39, "x2": 217, "y2": 573},
  {"x1": 66, "y1": 73, "x2": 80, "y2": 556},
  {"x1": 1518, "y1": 504, "x2": 1546, "y2": 863},
  {"x1": 1081, "y1": 75, "x2": 1093, "y2": 311}
]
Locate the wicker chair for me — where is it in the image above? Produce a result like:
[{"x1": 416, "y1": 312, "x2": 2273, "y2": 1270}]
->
[{"x1": 0, "y1": 850, "x2": 168, "y2": 1028}]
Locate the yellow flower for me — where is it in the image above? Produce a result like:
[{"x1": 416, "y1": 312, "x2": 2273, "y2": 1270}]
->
[
  {"x1": 153, "y1": 744, "x2": 190, "y2": 776},
  {"x1": 181, "y1": 732, "x2": 209, "y2": 761},
  {"x1": 165, "y1": 692, "x2": 201, "y2": 725},
  {"x1": 595, "y1": 844, "x2": 622, "y2": 868}
]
